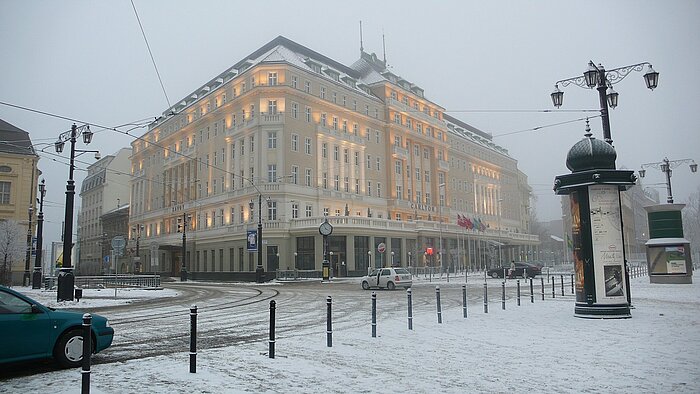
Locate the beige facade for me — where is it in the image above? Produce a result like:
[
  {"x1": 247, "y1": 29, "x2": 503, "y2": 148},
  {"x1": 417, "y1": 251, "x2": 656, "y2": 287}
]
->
[
  {"x1": 129, "y1": 37, "x2": 538, "y2": 279},
  {"x1": 0, "y1": 119, "x2": 40, "y2": 284},
  {"x1": 77, "y1": 147, "x2": 132, "y2": 274}
]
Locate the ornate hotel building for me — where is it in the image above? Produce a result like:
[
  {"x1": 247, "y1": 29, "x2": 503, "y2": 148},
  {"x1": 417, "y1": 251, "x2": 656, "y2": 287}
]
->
[{"x1": 129, "y1": 36, "x2": 539, "y2": 279}]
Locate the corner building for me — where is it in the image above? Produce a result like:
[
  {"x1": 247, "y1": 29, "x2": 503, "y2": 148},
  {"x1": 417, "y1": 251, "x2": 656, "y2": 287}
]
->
[{"x1": 129, "y1": 36, "x2": 539, "y2": 280}]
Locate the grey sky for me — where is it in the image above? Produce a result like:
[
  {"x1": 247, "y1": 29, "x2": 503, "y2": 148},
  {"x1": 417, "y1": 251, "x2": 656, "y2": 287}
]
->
[{"x1": 1, "y1": 0, "x2": 698, "y2": 246}]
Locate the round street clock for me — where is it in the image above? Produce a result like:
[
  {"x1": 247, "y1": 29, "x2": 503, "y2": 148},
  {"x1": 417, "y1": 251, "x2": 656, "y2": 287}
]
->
[{"x1": 319, "y1": 219, "x2": 333, "y2": 236}]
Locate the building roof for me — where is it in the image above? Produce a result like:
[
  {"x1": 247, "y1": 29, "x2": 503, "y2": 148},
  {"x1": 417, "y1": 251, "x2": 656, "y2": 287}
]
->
[{"x1": 0, "y1": 118, "x2": 37, "y2": 156}]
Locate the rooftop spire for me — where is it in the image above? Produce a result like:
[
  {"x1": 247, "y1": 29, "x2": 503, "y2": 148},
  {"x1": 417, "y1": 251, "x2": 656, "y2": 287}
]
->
[{"x1": 359, "y1": 21, "x2": 364, "y2": 54}]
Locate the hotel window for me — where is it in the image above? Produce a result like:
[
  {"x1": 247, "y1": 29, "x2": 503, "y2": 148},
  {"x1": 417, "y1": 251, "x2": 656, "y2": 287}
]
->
[
  {"x1": 424, "y1": 171, "x2": 430, "y2": 183},
  {"x1": 424, "y1": 148, "x2": 430, "y2": 159},
  {"x1": 305, "y1": 106, "x2": 311, "y2": 122},
  {"x1": 416, "y1": 191, "x2": 422, "y2": 203},
  {"x1": 321, "y1": 113, "x2": 327, "y2": 126},
  {"x1": 425, "y1": 193, "x2": 431, "y2": 205},
  {"x1": 354, "y1": 151, "x2": 359, "y2": 165},
  {"x1": 267, "y1": 131, "x2": 277, "y2": 149},
  {"x1": 408, "y1": 189, "x2": 412, "y2": 201},
  {"x1": 396, "y1": 185, "x2": 403, "y2": 199},
  {"x1": 406, "y1": 119, "x2": 412, "y2": 129},
  {"x1": 323, "y1": 207, "x2": 330, "y2": 216},
  {"x1": 292, "y1": 76, "x2": 298, "y2": 89},
  {"x1": 366, "y1": 154, "x2": 371, "y2": 169},
  {"x1": 291, "y1": 166, "x2": 298, "y2": 184},
  {"x1": 416, "y1": 168, "x2": 421, "y2": 181},
  {"x1": 267, "y1": 201, "x2": 278, "y2": 221},
  {"x1": 394, "y1": 113, "x2": 401, "y2": 124},
  {"x1": 395, "y1": 160, "x2": 402, "y2": 174},
  {"x1": 344, "y1": 149, "x2": 349, "y2": 163},
  {"x1": 335, "y1": 209, "x2": 341, "y2": 216},
  {"x1": 376, "y1": 158, "x2": 381, "y2": 171},
  {"x1": 267, "y1": 164, "x2": 277, "y2": 182},
  {"x1": 417, "y1": 123, "x2": 423, "y2": 133},
  {"x1": 291, "y1": 102, "x2": 298, "y2": 118},
  {"x1": 332, "y1": 92, "x2": 337, "y2": 103},
  {"x1": 320, "y1": 86, "x2": 326, "y2": 99},
  {"x1": 268, "y1": 72, "x2": 277, "y2": 86},
  {"x1": 240, "y1": 138, "x2": 245, "y2": 155},
  {"x1": 375, "y1": 131, "x2": 380, "y2": 143},
  {"x1": 223, "y1": 93, "x2": 227, "y2": 104},
  {"x1": 366, "y1": 127, "x2": 371, "y2": 140},
  {"x1": 355, "y1": 179, "x2": 360, "y2": 194},
  {"x1": 322, "y1": 143, "x2": 327, "y2": 158},
  {"x1": 242, "y1": 82, "x2": 246, "y2": 93},
  {"x1": 367, "y1": 181, "x2": 372, "y2": 196},
  {"x1": 322, "y1": 173, "x2": 328, "y2": 189},
  {"x1": 353, "y1": 100, "x2": 357, "y2": 111},
  {"x1": 332, "y1": 116, "x2": 338, "y2": 130},
  {"x1": 344, "y1": 177, "x2": 349, "y2": 192},
  {"x1": 305, "y1": 137, "x2": 312, "y2": 154},
  {"x1": 334, "y1": 146, "x2": 339, "y2": 161},
  {"x1": 0, "y1": 181, "x2": 10, "y2": 204},
  {"x1": 391, "y1": 91, "x2": 397, "y2": 100},
  {"x1": 375, "y1": 108, "x2": 379, "y2": 118},
  {"x1": 402, "y1": 96, "x2": 409, "y2": 105},
  {"x1": 231, "y1": 142, "x2": 235, "y2": 159},
  {"x1": 365, "y1": 105, "x2": 370, "y2": 115},
  {"x1": 377, "y1": 183, "x2": 382, "y2": 198},
  {"x1": 291, "y1": 134, "x2": 299, "y2": 151},
  {"x1": 305, "y1": 169, "x2": 312, "y2": 186},
  {"x1": 292, "y1": 203, "x2": 299, "y2": 219},
  {"x1": 305, "y1": 205, "x2": 313, "y2": 217},
  {"x1": 414, "y1": 145, "x2": 420, "y2": 156},
  {"x1": 342, "y1": 120, "x2": 348, "y2": 133},
  {"x1": 353, "y1": 123, "x2": 358, "y2": 135},
  {"x1": 250, "y1": 135, "x2": 254, "y2": 152},
  {"x1": 438, "y1": 172, "x2": 445, "y2": 185},
  {"x1": 394, "y1": 136, "x2": 401, "y2": 146},
  {"x1": 304, "y1": 80, "x2": 311, "y2": 93},
  {"x1": 342, "y1": 96, "x2": 347, "y2": 106},
  {"x1": 334, "y1": 175, "x2": 340, "y2": 191}
]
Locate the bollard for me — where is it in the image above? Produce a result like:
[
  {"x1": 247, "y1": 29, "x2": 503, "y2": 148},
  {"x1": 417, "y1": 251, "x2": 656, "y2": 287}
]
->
[
  {"x1": 81, "y1": 313, "x2": 92, "y2": 394},
  {"x1": 326, "y1": 296, "x2": 332, "y2": 347},
  {"x1": 552, "y1": 276, "x2": 555, "y2": 298},
  {"x1": 407, "y1": 288, "x2": 413, "y2": 330},
  {"x1": 540, "y1": 277, "x2": 545, "y2": 300},
  {"x1": 517, "y1": 280, "x2": 521, "y2": 306},
  {"x1": 571, "y1": 274, "x2": 574, "y2": 294},
  {"x1": 560, "y1": 275, "x2": 564, "y2": 296},
  {"x1": 371, "y1": 292, "x2": 377, "y2": 338},
  {"x1": 435, "y1": 286, "x2": 443, "y2": 324},
  {"x1": 190, "y1": 305, "x2": 197, "y2": 373},
  {"x1": 269, "y1": 300, "x2": 276, "y2": 358},
  {"x1": 462, "y1": 284, "x2": 468, "y2": 318},
  {"x1": 483, "y1": 282, "x2": 488, "y2": 313},
  {"x1": 530, "y1": 278, "x2": 534, "y2": 303},
  {"x1": 501, "y1": 281, "x2": 506, "y2": 310}
]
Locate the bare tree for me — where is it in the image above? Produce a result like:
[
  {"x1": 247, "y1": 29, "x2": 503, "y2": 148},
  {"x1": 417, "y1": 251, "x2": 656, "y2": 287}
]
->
[{"x1": 0, "y1": 220, "x2": 26, "y2": 286}]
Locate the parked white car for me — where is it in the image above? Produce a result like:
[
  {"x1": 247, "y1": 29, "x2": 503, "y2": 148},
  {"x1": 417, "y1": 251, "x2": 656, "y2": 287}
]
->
[{"x1": 361, "y1": 268, "x2": 413, "y2": 290}]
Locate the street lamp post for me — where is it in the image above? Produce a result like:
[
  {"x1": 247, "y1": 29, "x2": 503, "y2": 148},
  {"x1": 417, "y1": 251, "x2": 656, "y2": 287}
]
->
[
  {"x1": 54, "y1": 123, "x2": 99, "y2": 301},
  {"x1": 32, "y1": 179, "x2": 46, "y2": 289},
  {"x1": 438, "y1": 183, "x2": 446, "y2": 274},
  {"x1": 177, "y1": 215, "x2": 190, "y2": 281},
  {"x1": 23, "y1": 207, "x2": 33, "y2": 286},
  {"x1": 497, "y1": 198, "x2": 504, "y2": 269},
  {"x1": 132, "y1": 224, "x2": 144, "y2": 274},
  {"x1": 552, "y1": 61, "x2": 659, "y2": 147},
  {"x1": 639, "y1": 158, "x2": 697, "y2": 203},
  {"x1": 250, "y1": 194, "x2": 271, "y2": 283},
  {"x1": 367, "y1": 250, "x2": 372, "y2": 274}
]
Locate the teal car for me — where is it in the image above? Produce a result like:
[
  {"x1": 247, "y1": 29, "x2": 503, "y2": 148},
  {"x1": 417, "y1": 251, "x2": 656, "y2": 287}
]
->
[{"x1": 0, "y1": 286, "x2": 114, "y2": 368}]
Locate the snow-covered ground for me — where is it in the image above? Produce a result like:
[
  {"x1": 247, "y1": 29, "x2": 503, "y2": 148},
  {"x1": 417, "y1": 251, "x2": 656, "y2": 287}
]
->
[
  {"x1": 15, "y1": 286, "x2": 181, "y2": 309},
  {"x1": 2, "y1": 275, "x2": 699, "y2": 393}
]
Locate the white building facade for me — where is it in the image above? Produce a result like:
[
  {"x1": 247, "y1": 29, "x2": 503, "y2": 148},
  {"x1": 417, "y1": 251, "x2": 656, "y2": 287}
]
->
[{"x1": 129, "y1": 36, "x2": 539, "y2": 279}]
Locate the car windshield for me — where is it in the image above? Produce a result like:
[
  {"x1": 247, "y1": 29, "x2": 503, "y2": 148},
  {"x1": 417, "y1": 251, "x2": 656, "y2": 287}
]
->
[
  {"x1": 368, "y1": 269, "x2": 379, "y2": 276},
  {"x1": 394, "y1": 268, "x2": 410, "y2": 275}
]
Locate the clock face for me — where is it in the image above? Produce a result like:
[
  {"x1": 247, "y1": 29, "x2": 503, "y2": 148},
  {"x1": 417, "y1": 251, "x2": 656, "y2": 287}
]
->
[{"x1": 319, "y1": 221, "x2": 333, "y2": 236}]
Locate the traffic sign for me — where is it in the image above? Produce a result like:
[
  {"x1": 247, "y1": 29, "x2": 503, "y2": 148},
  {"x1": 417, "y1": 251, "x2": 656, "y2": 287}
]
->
[
  {"x1": 111, "y1": 236, "x2": 126, "y2": 250},
  {"x1": 377, "y1": 242, "x2": 386, "y2": 253}
]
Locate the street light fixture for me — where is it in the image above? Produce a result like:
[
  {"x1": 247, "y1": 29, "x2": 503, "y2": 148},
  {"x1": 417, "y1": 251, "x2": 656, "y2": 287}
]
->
[
  {"x1": 438, "y1": 183, "x2": 446, "y2": 274},
  {"x1": 55, "y1": 123, "x2": 100, "y2": 301},
  {"x1": 32, "y1": 179, "x2": 46, "y2": 289},
  {"x1": 131, "y1": 224, "x2": 144, "y2": 274},
  {"x1": 639, "y1": 158, "x2": 698, "y2": 203},
  {"x1": 551, "y1": 61, "x2": 659, "y2": 146}
]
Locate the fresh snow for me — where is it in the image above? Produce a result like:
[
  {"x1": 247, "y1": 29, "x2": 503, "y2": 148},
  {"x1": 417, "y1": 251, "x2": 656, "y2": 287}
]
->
[{"x1": 2, "y1": 275, "x2": 699, "y2": 393}]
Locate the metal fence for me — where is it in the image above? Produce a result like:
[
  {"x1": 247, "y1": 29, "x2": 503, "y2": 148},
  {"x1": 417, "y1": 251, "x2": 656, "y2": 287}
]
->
[
  {"x1": 275, "y1": 269, "x2": 322, "y2": 280},
  {"x1": 44, "y1": 275, "x2": 161, "y2": 290}
]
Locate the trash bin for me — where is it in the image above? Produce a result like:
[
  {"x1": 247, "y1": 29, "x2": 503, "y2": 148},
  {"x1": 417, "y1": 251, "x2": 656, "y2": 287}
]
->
[{"x1": 74, "y1": 288, "x2": 83, "y2": 301}]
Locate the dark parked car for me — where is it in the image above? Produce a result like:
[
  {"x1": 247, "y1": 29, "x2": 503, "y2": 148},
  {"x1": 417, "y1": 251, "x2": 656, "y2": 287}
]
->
[
  {"x1": 0, "y1": 286, "x2": 114, "y2": 368},
  {"x1": 488, "y1": 262, "x2": 541, "y2": 279}
]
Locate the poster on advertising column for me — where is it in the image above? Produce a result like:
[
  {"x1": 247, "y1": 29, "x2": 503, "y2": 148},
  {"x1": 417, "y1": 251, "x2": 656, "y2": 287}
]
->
[
  {"x1": 247, "y1": 229, "x2": 257, "y2": 252},
  {"x1": 588, "y1": 184, "x2": 625, "y2": 300}
]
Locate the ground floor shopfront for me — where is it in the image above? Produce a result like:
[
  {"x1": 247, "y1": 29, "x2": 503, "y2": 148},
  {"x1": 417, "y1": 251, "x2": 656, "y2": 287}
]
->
[{"x1": 135, "y1": 216, "x2": 540, "y2": 281}]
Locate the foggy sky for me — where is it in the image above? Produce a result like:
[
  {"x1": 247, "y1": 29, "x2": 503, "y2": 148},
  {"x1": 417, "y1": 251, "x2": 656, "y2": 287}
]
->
[{"x1": 1, "y1": 0, "x2": 698, "y2": 245}]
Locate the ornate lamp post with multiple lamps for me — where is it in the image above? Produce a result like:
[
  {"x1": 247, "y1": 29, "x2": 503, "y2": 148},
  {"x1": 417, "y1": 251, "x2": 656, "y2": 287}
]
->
[
  {"x1": 250, "y1": 194, "x2": 272, "y2": 283},
  {"x1": 552, "y1": 61, "x2": 659, "y2": 318},
  {"x1": 54, "y1": 124, "x2": 100, "y2": 301},
  {"x1": 31, "y1": 179, "x2": 46, "y2": 289}
]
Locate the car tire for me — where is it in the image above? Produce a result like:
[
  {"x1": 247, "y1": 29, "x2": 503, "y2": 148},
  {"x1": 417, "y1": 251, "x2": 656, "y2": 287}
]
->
[
  {"x1": 490, "y1": 272, "x2": 499, "y2": 279},
  {"x1": 387, "y1": 282, "x2": 396, "y2": 290},
  {"x1": 54, "y1": 329, "x2": 88, "y2": 368},
  {"x1": 362, "y1": 281, "x2": 370, "y2": 290}
]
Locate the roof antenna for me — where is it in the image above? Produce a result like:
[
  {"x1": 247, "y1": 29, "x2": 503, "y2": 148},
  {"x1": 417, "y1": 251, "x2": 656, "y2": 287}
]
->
[
  {"x1": 382, "y1": 30, "x2": 387, "y2": 64},
  {"x1": 359, "y1": 20, "x2": 364, "y2": 54}
]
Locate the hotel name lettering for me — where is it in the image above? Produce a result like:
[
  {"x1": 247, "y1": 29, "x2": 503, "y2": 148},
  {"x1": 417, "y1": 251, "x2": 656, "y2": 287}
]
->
[{"x1": 410, "y1": 203, "x2": 437, "y2": 213}]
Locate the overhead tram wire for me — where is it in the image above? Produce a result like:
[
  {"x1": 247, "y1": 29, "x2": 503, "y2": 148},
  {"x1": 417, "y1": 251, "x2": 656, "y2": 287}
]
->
[
  {"x1": 491, "y1": 115, "x2": 601, "y2": 139},
  {"x1": 130, "y1": 0, "x2": 171, "y2": 108}
]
